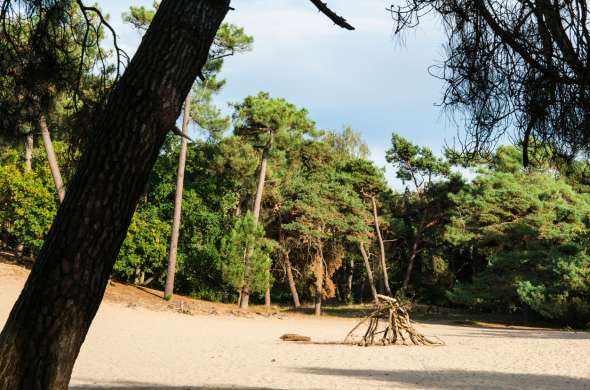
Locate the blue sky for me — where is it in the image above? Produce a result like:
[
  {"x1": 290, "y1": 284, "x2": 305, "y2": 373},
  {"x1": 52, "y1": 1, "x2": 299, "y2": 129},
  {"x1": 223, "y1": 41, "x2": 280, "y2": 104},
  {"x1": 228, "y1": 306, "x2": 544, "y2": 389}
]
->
[{"x1": 101, "y1": 0, "x2": 453, "y2": 187}]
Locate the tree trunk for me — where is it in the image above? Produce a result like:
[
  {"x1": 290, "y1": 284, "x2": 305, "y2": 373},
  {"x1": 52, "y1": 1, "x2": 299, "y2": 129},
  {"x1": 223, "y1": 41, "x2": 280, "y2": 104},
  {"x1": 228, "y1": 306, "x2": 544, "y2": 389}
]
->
[
  {"x1": 0, "y1": 2, "x2": 229, "y2": 389},
  {"x1": 39, "y1": 113, "x2": 65, "y2": 203},
  {"x1": 258, "y1": 139, "x2": 272, "y2": 308},
  {"x1": 284, "y1": 253, "x2": 300, "y2": 308},
  {"x1": 314, "y1": 246, "x2": 325, "y2": 317},
  {"x1": 315, "y1": 280, "x2": 322, "y2": 316},
  {"x1": 253, "y1": 133, "x2": 272, "y2": 220},
  {"x1": 239, "y1": 241, "x2": 252, "y2": 309},
  {"x1": 346, "y1": 258, "x2": 354, "y2": 304},
  {"x1": 372, "y1": 196, "x2": 392, "y2": 296},
  {"x1": 359, "y1": 242, "x2": 379, "y2": 304},
  {"x1": 164, "y1": 94, "x2": 191, "y2": 300},
  {"x1": 17, "y1": 131, "x2": 30, "y2": 256},
  {"x1": 403, "y1": 235, "x2": 421, "y2": 290},
  {"x1": 242, "y1": 133, "x2": 274, "y2": 309},
  {"x1": 239, "y1": 285, "x2": 250, "y2": 309},
  {"x1": 24, "y1": 132, "x2": 33, "y2": 173}
]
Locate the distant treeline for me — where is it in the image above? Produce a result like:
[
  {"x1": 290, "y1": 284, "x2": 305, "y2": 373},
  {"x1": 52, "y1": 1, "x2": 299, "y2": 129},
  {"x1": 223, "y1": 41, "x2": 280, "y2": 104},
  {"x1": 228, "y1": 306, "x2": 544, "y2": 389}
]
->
[{"x1": 2, "y1": 118, "x2": 590, "y2": 326}]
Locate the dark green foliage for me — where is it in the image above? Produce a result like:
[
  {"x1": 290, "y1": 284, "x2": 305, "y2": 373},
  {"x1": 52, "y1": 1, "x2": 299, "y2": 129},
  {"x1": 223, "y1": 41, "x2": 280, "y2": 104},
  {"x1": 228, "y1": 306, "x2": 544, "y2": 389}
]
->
[
  {"x1": 221, "y1": 213, "x2": 275, "y2": 296},
  {"x1": 445, "y1": 158, "x2": 590, "y2": 325}
]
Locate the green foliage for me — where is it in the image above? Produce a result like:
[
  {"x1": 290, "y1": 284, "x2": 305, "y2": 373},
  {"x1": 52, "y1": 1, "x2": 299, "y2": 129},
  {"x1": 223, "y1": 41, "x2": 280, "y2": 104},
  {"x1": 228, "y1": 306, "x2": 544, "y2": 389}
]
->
[
  {"x1": 123, "y1": 3, "x2": 253, "y2": 142},
  {"x1": 386, "y1": 133, "x2": 450, "y2": 187},
  {"x1": 0, "y1": 152, "x2": 57, "y2": 255},
  {"x1": 445, "y1": 164, "x2": 590, "y2": 325},
  {"x1": 221, "y1": 213, "x2": 275, "y2": 295},
  {"x1": 232, "y1": 92, "x2": 317, "y2": 143},
  {"x1": 114, "y1": 206, "x2": 170, "y2": 285},
  {"x1": 122, "y1": 2, "x2": 159, "y2": 32}
]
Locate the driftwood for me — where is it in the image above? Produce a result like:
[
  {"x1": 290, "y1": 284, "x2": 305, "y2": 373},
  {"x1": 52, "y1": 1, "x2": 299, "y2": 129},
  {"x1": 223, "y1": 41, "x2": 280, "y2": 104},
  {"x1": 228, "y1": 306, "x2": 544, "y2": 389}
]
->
[
  {"x1": 280, "y1": 333, "x2": 311, "y2": 342},
  {"x1": 344, "y1": 294, "x2": 443, "y2": 346}
]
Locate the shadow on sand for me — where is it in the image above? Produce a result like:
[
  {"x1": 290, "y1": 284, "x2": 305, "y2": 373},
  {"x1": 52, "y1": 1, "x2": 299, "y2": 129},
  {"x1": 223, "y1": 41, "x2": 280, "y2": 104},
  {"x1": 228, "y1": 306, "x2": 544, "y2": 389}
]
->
[
  {"x1": 289, "y1": 367, "x2": 590, "y2": 390},
  {"x1": 70, "y1": 382, "x2": 287, "y2": 390},
  {"x1": 70, "y1": 367, "x2": 590, "y2": 390}
]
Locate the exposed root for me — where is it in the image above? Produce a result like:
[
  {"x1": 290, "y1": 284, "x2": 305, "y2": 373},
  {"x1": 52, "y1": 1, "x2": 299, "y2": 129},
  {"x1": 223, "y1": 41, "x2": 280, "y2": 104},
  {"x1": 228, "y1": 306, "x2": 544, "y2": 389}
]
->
[{"x1": 344, "y1": 294, "x2": 444, "y2": 346}]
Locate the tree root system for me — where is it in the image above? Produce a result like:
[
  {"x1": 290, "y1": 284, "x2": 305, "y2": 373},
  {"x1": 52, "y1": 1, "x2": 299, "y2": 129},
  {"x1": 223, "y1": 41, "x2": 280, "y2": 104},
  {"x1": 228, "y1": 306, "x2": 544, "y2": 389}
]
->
[{"x1": 344, "y1": 294, "x2": 444, "y2": 346}]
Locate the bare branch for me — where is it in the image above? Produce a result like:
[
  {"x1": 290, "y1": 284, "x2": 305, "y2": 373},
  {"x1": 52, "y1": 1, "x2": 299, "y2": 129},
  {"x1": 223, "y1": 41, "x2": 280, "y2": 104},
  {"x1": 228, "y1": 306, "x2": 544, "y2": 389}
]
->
[{"x1": 307, "y1": 0, "x2": 354, "y2": 30}]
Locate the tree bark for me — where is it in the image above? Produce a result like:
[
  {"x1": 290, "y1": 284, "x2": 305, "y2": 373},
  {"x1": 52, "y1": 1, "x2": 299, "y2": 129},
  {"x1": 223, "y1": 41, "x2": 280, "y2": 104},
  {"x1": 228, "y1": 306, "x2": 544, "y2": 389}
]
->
[
  {"x1": 346, "y1": 258, "x2": 354, "y2": 304},
  {"x1": 359, "y1": 242, "x2": 379, "y2": 304},
  {"x1": 24, "y1": 132, "x2": 33, "y2": 173},
  {"x1": 315, "y1": 279, "x2": 322, "y2": 316},
  {"x1": 242, "y1": 132, "x2": 274, "y2": 309},
  {"x1": 284, "y1": 253, "x2": 300, "y2": 308},
  {"x1": 372, "y1": 196, "x2": 392, "y2": 296},
  {"x1": 314, "y1": 245, "x2": 325, "y2": 316},
  {"x1": 0, "y1": 2, "x2": 229, "y2": 389},
  {"x1": 164, "y1": 94, "x2": 191, "y2": 300},
  {"x1": 39, "y1": 114, "x2": 65, "y2": 203}
]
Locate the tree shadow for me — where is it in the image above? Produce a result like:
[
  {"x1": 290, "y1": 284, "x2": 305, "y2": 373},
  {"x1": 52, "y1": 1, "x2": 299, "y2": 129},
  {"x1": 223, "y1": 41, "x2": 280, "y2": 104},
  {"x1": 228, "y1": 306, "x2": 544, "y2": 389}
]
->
[
  {"x1": 70, "y1": 381, "x2": 287, "y2": 390},
  {"x1": 444, "y1": 327, "x2": 590, "y2": 340},
  {"x1": 291, "y1": 367, "x2": 590, "y2": 389}
]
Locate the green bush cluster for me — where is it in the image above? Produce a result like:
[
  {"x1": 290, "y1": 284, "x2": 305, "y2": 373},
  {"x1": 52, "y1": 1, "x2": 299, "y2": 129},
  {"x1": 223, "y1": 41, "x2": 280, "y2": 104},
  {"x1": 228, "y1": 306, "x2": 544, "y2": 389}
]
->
[{"x1": 0, "y1": 150, "x2": 58, "y2": 256}]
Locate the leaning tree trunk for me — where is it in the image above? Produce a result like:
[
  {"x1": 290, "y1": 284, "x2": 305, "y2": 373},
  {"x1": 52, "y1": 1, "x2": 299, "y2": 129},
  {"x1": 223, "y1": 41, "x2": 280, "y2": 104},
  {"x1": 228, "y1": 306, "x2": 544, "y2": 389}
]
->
[
  {"x1": 163, "y1": 94, "x2": 191, "y2": 300},
  {"x1": 358, "y1": 242, "x2": 379, "y2": 304},
  {"x1": 284, "y1": 252, "x2": 300, "y2": 308},
  {"x1": 241, "y1": 133, "x2": 273, "y2": 309},
  {"x1": 39, "y1": 113, "x2": 65, "y2": 203},
  {"x1": 371, "y1": 196, "x2": 392, "y2": 296},
  {"x1": 0, "y1": 2, "x2": 229, "y2": 389}
]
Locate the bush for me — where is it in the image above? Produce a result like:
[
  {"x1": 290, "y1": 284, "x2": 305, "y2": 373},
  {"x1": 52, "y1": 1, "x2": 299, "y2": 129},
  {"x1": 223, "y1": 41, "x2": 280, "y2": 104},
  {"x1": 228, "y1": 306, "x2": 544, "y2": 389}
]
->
[
  {"x1": 0, "y1": 154, "x2": 58, "y2": 255},
  {"x1": 113, "y1": 205, "x2": 170, "y2": 285}
]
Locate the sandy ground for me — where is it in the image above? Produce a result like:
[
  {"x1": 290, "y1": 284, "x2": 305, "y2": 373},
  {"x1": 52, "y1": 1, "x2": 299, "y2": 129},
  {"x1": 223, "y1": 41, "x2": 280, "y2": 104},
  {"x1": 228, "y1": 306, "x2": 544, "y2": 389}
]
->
[{"x1": 1, "y1": 262, "x2": 590, "y2": 389}]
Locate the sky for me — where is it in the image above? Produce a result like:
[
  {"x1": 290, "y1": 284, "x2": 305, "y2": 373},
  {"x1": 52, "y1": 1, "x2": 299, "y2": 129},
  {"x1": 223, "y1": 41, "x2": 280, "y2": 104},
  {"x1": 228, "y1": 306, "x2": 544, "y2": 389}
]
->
[{"x1": 100, "y1": 0, "x2": 453, "y2": 188}]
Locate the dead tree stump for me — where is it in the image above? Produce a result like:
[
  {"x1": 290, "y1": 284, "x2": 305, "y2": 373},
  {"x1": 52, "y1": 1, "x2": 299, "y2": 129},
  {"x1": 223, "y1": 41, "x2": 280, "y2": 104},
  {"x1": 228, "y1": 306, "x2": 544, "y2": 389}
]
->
[{"x1": 344, "y1": 294, "x2": 443, "y2": 346}]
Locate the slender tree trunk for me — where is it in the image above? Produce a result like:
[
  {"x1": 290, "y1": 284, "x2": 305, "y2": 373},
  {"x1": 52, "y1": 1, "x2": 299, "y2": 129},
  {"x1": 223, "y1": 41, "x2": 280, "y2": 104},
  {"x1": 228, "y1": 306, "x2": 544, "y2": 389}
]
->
[
  {"x1": 239, "y1": 245, "x2": 251, "y2": 310},
  {"x1": 24, "y1": 132, "x2": 33, "y2": 172},
  {"x1": 164, "y1": 94, "x2": 191, "y2": 300},
  {"x1": 315, "y1": 279, "x2": 322, "y2": 316},
  {"x1": 359, "y1": 242, "x2": 379, "y2": 304},
  {"x1": 0, "y1": 2, "x2": 229, "y2": 389},
  {"x1": 242, "y1": 133, "x2": 273, "y2": 309},
  {"x1": 314, "y1": 246, "x2": 325, "y2": 317},
  {"x1": 403, "y1": 238, "x2": 420, "y2": 290},
  {"x1": 253, "y1": 136, "x2": 272, "y2": 220},
  {"x1": 39, "y1": 114, "x2": 65, "y2": 203},
  {"x1": 371, "y1": 196, "x2": 392, "y2": 296},
  {"x1": 346, "y1": 258, "x2": 354, "y2": 304},
  {"x1": 284, "y1": 253, "x2": 300, "y2": 308},
  {"x1": 16, "y1": 131, "x2": 30, "y2": 257}
]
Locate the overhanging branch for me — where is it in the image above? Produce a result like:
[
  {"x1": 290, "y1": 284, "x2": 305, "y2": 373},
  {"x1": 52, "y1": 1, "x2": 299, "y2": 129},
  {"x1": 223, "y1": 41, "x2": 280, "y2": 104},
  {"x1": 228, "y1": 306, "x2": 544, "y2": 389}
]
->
[{"x1": 308, "y1": 0, "x2": 355, "y2": 30}]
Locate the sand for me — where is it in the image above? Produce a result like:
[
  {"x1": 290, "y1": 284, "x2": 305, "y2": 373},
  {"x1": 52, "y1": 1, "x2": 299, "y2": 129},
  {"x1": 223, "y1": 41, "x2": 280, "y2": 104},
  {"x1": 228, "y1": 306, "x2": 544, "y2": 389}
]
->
[{"x1": 1, "y1": 263, "x2": 589, "y2": 389}]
